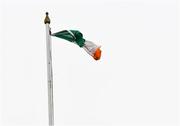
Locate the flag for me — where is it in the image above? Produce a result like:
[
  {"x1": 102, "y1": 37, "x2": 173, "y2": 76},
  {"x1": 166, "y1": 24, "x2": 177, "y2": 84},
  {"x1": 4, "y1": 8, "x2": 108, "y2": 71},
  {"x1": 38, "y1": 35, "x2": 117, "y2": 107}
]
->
[{"x1": 52, "y1": 30, "x2": 101, "y2": 60}]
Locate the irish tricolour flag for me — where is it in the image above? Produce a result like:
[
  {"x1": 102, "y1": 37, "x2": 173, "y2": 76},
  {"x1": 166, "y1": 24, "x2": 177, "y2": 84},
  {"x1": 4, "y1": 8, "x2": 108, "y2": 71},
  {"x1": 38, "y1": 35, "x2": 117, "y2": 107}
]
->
[{"x1": 52, "y1": 30, "x2": 101, "y2": 60}]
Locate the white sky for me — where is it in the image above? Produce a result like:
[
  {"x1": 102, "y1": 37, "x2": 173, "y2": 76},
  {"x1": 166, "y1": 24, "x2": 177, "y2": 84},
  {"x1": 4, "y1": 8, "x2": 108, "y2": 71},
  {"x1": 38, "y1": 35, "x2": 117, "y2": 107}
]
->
[{"x1": 1, "y1": 0, "x2": 179, "y2": 126}]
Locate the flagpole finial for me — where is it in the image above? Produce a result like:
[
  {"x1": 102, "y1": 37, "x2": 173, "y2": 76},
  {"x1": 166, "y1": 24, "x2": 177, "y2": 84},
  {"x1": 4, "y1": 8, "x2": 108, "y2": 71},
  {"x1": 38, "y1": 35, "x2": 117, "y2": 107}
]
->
[{"x1": 44, "y1": 12, "x2": 50, "y2": 24}]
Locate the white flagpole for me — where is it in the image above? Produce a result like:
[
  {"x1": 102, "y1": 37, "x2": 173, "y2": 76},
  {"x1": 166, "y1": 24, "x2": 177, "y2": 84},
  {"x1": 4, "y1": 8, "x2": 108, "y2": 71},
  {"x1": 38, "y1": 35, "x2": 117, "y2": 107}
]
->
[{"x1": 44, "y1": 12, "x2": 54, "y2": 126}]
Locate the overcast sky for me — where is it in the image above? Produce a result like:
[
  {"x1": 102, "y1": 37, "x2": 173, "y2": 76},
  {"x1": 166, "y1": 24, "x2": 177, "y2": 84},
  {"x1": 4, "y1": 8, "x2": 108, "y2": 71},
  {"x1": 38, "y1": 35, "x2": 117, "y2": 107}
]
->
[{"x1": 1, "y1": 0, "x2": 179, "y2": 126}]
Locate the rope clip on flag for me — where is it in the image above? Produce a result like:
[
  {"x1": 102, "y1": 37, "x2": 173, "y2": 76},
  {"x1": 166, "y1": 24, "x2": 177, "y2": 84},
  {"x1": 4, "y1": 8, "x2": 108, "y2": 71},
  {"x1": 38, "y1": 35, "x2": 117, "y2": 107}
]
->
[{"x1": 52, "y1": 30, "x2": 102, "y2": 60}]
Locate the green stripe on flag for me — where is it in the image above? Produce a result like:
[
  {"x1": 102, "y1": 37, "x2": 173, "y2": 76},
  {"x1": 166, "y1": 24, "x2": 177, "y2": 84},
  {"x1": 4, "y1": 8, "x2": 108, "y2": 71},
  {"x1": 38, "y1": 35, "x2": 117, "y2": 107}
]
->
[{"x1": 52, "y1": 30, "x2": 85, "y2": 47}]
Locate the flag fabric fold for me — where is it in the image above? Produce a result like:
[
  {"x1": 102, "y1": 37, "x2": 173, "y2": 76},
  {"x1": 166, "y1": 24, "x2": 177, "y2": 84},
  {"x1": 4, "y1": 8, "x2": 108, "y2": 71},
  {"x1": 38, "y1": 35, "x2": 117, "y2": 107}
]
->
[{"x1": 52, "y1": 30, "x2": 101, "y2": 60}]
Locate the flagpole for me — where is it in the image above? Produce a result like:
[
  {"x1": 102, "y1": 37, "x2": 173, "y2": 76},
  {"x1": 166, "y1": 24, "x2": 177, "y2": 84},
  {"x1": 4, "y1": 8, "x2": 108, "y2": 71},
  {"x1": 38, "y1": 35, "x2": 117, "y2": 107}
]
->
[{"x1": 44, "y1": 12, "x2": 54, "y2": 126}]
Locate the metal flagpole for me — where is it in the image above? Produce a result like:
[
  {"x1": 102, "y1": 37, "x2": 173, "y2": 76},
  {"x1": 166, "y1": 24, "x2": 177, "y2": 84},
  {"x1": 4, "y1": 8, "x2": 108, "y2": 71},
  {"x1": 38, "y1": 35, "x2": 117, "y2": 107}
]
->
[{"x1": 44, "y1": 12, "x2": 54, "y2": 126}]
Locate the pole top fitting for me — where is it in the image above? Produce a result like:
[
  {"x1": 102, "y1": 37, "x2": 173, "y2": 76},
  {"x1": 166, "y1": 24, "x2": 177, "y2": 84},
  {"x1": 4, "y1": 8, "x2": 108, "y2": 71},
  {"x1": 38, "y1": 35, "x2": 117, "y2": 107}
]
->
[{"x1": 44, "y1": 12, "x2": 50, "y2": 24}]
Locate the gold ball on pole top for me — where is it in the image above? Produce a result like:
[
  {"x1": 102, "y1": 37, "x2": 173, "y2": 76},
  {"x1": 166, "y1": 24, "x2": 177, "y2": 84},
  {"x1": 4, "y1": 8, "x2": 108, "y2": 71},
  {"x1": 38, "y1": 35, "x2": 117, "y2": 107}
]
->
[{"x1": 44, "y1": 12, "x2": 50, "y2": 24}]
